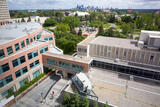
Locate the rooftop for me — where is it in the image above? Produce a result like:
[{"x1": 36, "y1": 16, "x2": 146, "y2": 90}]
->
[
  {"x1": 43, "y1": 52, "x2": 92, "y2": 64},
  {"x1": 90, "y1": 36, "x2": 140, "y2": 50},
  {"x1": 141, "y1": 30, "x2": 160, "y2": 35},
  {"x1": 0, "y1": 22, "x2": 42, "y2": 45}
]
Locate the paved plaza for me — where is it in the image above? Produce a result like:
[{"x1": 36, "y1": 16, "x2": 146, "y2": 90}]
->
[{"x1": 88, "y1": 68, "x2": 160, "y2": 107}]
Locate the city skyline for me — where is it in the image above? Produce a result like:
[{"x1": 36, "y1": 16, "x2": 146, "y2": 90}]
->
[{"x1": 7, "y1": 0, "x2": 160, "y2": 10}]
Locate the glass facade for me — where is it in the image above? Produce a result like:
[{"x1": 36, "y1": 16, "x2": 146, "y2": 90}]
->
[
  {"x1": 0, "y1": 75, "x2": 13, "y2": 88},
  {"x1": 12, "y1": 56, "x2": 26, "y2": 67},
  {"x1": 59, "y1": 61, "x2": 70, "y2": 70},
  {"x1": 44, "y1": 36, "x2": 53, "y2": 41},
  {"x1": 72, "y1": 64, "x2": 84, "y2": 72},
  {"x1": 26, "y1": 39, "x2": 29, "y2": 45},
  {"x1": 30, "y1": 37, "x2": 33, "y2": 43},
  {"x1": 15, "y1": 66, "x2": 28, "y2": 78},
  {"x1": 92, "y1": 60, "x2": 160, "y2": 81},
  {"x1": 33, "y1": 70, "x2": 40, "y2": 79},
  {"x1": 0, "y1": 49, "x2": 5, "y2": 59},
  {"x1": 47, "y1": 59, "x2": 57, "y2": 66},
  {"x1": 0, "y1": 63, "x2": 10, "y2": 74},
  {"x1": 27, "y1": 50, "x2": 38, "y2": 60},
  {"x1": 15, "y1": 43, "x2": 20, "y2": 51},
  {"x1": 30, "y1": 60, "x2": 40, "y2": 69},
  {"x1": 40, "y1": 46, "x2": 48, "y2": 54},
  {"x1": 19, "y1": 78, "x2": 28, "y2": 87},
  {"x1": 7, "y1": 46, "x2": 13, "y2": 55},
  {"x1": 21, "y1": 41, "x2": 25, "y2": 48}
]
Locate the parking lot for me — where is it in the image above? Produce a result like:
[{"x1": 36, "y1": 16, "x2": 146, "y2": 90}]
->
[{"x1": 89, "y1": 68, "x2": 160, "y2": 107}]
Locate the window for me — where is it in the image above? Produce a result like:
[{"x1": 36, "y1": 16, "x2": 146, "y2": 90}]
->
[
  {"x1": 59, "y1": 61, "x2": 70, "y2": 70},
  {"x1": 33, "y1": 36, "x2": 36, "y2": 41},
  {"x1": 19, "y1": 78, "x2": 28, "y2": 87},
  {"x1": 0, "y1": 49, "x2": 5, "y2": 59},
  {"x1": 72, "y1": 64, "x2": 84, "y2": 72},
  {"x1": 21, "y1": 41, "x2": 25, "y2": 48},
  {"x1": 15, "y1": 66, "x2": 28, "y2": 78},
  {"x1": 12, "y1": 56, "x2": 26, "y2": 67},
  {"x1": 47, "y1": 59, "x2": 57, "y2": 66},
  {"x1": 40, "y1": 46, "x2": 48, "y2": 54},
  {"x1": 0, "y1": 63, "x2": 10, "y2": 74},
  {"x1": 7, "y1": 46, "x2": 13, "y2": 55},
  {"x1": 15, "y1": 43, "x2": 20, "y2": 51},
  {"x1": 1, "y1": 87, "x2": 13, "y2": 97},
  {"x1": 30, "y1": 60, "x2": 40, "y2": 69},
  {"x1": 33, "y1": 70, "x2": 40, "y2": 79},
  {"x1": 37, "y1": 33, "x2": 41, "y2": 40},
  {"x1": 26, "y1": 39, "x2": 29, "y2": 45},
  {"x1": 30, "y1": 37, "x2": 33, "y2": 43},
  {"x1": 0, "y1": 75, "x2": 13, "y2": 88},
  {"x1": 44, "y1": 37, "x2": 48, "y2": 41},
  {"x1": 150, "y1": 55, "x2": 154, "y2": 62},
  {"x1": 27, "y1": 50, "x2": 38, "y2": 60},
  {"x1": 49, "y1": 36, "x2": 53, "y2": 41}
]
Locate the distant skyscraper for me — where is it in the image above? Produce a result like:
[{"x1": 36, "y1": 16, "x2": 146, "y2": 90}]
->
[{"x1": 0, "y1": 0, "x2": 10, "y2": 20}]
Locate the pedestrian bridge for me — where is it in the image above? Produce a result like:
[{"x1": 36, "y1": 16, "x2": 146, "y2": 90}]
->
[{"x1": 42, "y1": 52, "x2": 92, "y2": 78}]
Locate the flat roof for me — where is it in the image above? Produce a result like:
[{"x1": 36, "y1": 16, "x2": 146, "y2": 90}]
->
[
  {"x1": 0, "y1": 40, "x2": 47, "y2": 61},
  {"x1": 0, "y1": 22, "x2": 41, "y2": 45},
  {"x1": 141, "y1": 30, "x2": 160, "y2": 34},
  {"x1": 43, "y1": 52, "x2": 92, "y2": 64},
  {"x1": 90, "y1": 36, "x2": 140, "y2": 50},
  {"x1": 78, "y1": 36, "x2": 95, "y2": 46}
]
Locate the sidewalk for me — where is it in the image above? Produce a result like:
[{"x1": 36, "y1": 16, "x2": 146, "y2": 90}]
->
[{"x1": 44, "y1": 79, "x2": 70, "y2": 106}]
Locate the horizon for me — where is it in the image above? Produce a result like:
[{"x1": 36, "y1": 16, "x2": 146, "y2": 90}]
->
[{"x1": 7, "y1": 0, "x2": 160, "y2": 10}]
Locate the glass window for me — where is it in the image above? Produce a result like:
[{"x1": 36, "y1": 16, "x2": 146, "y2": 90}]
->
[
  {"x1": 19, "y1": 78, "x2": 28, "y2": 87},
  {"x1": 0, "y1": 63, "x2": 10, "y2": 74},
  {"x1": 21, "y1": 41, "x2": 25, "y2": 48},
  {"x1": 44, "y1": 37, "x2": 48, "y2": 41},
  {"x1": 40, "y1": 46, "x2": 48, "y2": 54},
  {"x1": 33, "y1": 51, "x2": 38, "y2": 57},
  {"x1": 0, "y1": 75, "x2": 13, "y2": 87},
  {"x1": 30, "y1": 37, "x2": 33, "y2": 43},
  {"x1": 35, "y1": 60, "x2": 40, "y2": 65},
  {"x1": 30, "y1": 60, "x2": 40, "y2": 69},
  {"x1": 7, "y1": 46, "x2": 13, "y2": 55},
  {"x1": 20, "y1": 56, "x2": 26, "y2": 64},
  {"x1": 33, "y1": 36, "x2": 36, "y2": 41},
  {"x1": 59, "y1": 61, "x2": 70, "y2": 70},
  {"x1": 72, "y1": 64, "x2": 84, "y2": 72},
  {"x1": 33, "y1": 70, "x2": 40, "y2": 79},
  {"x1": 49, "y1": 36, "x2": 53, "y2": 41},
  {"x1": 27, "y1": 53, "x2": 32, "y2": 60},
  {"x1": 0, "y1": 49, "x2": 5, "y2": 58},
  {"x1": 47, "y1": 59, "x2": 57, "y2": 66},
  {"x1": 26, "y1": 39, "x2": 29, "y2": 45},
  {"x1": 15, "y1": 66, "x2": 28, "y2": 78},
  {"x1": 44, "y1": 47, "x2": 48, "y2": 51},
  {"x1": 15, "y1": 43, "x2": 20, "y2": 51},
  {"x1": 15, "y1": 70, "x2": 21, "y2": 78},
  {"x1": 12, "y1": 59, "x2": 19, "y2": 67},
  {"x1": 1, "y1": 87, "x2": 13, "y2": 97}
]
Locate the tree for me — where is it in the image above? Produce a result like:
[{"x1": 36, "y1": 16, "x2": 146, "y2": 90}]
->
[
  {"x1": 63, "y1": 16, "x2": 81, "y2": 30},
  {"x1": 21, "y1": 18, "x2": 25, "y2": 22},
  {"x1": 27, "y1": 17, "x2": 31, "y2": 22},
  {"x1": 97, "y1": 24, "x2": 104, "y2": 36},
  {"x1": 56, "y1": 23, "x2": 70, "y2": 32},
  {"x1": 6, "y1": 88, "x2": 14, "y2": 98},
  {"x1": 43, "y1": 18, "x2": 57, "y2": 27},
  {"x1": 80, "y1": 97, "x2": 90, "y2": 107},
  {"x1": 70, "y1": 93, "x2": 80, "y2": 107},
  {"x1": 90, "y1": 20, "x2": 103, "y2": 28},
  {"x1": 62, "y1": 93, "x2": 71, "y2": 107},
  {"x1": 78, "y1": 28, "x2": 82, "y2": 36},
  {"x1": 121, "y1": 16, "x2": 133, "y2": 23},
  {"x1": 93, "y1": 102, "x2": 98, "y2": 107}
]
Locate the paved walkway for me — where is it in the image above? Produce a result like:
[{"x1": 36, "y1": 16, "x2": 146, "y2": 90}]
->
[{"x1": 11, "y1": 73, "x2": 60, "y2": 107}]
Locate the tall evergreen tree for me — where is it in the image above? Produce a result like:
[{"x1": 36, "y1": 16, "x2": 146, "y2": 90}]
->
[{"x1": 97, "y1": 24, "x2": 104, "y2": 36}]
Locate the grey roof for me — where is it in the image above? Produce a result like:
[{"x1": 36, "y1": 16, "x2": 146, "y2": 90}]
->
[
  {"x1": 90, "y1": 36, "x2": 140, "y2": 50},
  {"x1": 0, "y1": 22, "x2": 41, "y2": 45}
]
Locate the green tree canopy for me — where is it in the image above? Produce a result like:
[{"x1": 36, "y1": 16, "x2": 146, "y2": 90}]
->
[
  {"x1": 43, "y1": 18, "x2": 57, "y2": 27},
  {"x1": 78, "y1": 28, "x2": 82, "y2": 36},
  {"x1": 56, "y1": 23, "x2": 70, "y2": 32},
  {"x1": 62, "y1": 16, "x2": 81, "y2": 30},
  {"x1": 90, "y1": 20, "x2": 103, "y2": 28}
]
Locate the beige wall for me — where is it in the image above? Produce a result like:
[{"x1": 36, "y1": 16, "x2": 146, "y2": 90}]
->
[{"x1": 89, "y1": 44, "x2": 160, "y2": 70}]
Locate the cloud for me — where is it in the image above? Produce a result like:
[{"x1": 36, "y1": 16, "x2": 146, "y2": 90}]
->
[{"x1": 7, "y1": 0, "x2": 160, "y2": 10}]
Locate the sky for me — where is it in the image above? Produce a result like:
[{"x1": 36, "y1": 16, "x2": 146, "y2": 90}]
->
[{"x1": 7, "y1": 0, "x2": 160, "y2": 10}]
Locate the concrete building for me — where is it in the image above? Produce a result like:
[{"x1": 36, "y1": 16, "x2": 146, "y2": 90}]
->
[
  {"x1": 0, "y1": 0, "x2": 11, "y2": 25},
  {"x1": 77, "y1": 30, "x2": 160, "y2": 81},
  {"x1": 0, "y1": 22, "x2": 62, "y2": 98}
]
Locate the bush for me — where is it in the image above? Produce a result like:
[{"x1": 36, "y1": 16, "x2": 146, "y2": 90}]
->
[
  {"x1": 14, "y1": 73, "x2": 46, "y2": 97},
  {"x1": 43, "y1": 18, "x2": 57, "y2": 27}
]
